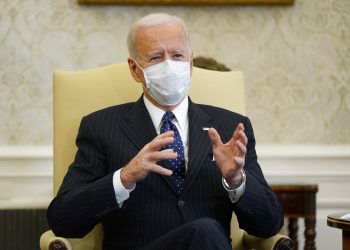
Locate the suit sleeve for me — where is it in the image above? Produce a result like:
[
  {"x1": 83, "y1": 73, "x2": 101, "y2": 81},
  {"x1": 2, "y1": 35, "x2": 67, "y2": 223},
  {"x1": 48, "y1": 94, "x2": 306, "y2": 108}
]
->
[
  {"x1": 47, "y1": 116, "x2": 120, "y2": 238},
  {"x1": 232, "y1": 117, "x2": 284, "y2": 238}
]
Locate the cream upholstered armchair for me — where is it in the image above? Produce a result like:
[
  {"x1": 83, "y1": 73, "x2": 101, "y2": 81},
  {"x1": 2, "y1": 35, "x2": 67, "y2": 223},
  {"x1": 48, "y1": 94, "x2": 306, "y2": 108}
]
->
[{"x1": 40, "y1": 63, "x2": 293, "y2": 250}]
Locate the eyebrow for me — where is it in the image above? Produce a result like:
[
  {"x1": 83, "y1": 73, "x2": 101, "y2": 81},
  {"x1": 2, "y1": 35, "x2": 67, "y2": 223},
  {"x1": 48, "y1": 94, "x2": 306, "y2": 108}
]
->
[
  {"x1": 170, "y1": 50, "x2": 184, "y2": 54},
  {"x1": 148, "y1": 51, "x2": 163, "y2": 57},
  {"x1": 145, "y1": 52, "x2": 163, "y2": 60},
  {"x1": 146, "y1": 48, "x2": 188, "y2": 59}
]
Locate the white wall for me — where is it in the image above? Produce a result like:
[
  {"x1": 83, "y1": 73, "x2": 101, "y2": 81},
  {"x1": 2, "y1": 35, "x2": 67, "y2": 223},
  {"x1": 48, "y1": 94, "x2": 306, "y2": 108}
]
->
[{"x1": 257, "y1": 145, "x2": 350, "y2": 250}]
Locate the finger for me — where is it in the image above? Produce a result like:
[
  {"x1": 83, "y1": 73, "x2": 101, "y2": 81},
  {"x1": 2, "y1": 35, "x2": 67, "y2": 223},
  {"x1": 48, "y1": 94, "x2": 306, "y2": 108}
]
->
[
  {"x1": 208, "y1": 127, "x2": 223, "y2": 148},
  {"x1": 149, "y1": 149, "x2": 178, "y2": 162},
  {"x1": 149, "y1": 164, "x2": 173, "y2": 176},
  {"x1": 158, "y1": 130, "x2": 174, "y2": 138},
  {"x1": 238, "y1": 130, "x2": 248, "y2": 146},
  {"x1": 234, "y1": 156, "x2": 245, "y2": 168},
  {"x1": 229, "y1": 130, "x2": 248, "y2": 149},
  {"x1": 236, "y1": 140, "x2": 247, "y2": 156},
  {"x1": 148, "y1": 133, "x2": 175, "y2": 151},
  {"x1": 233, "y1": 123, "x2": 245, "y2": 140}
]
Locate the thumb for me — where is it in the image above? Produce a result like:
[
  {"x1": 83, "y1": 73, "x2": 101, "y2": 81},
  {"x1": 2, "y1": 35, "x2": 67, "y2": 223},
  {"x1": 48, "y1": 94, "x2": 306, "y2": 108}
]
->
[{"x1": 208, "y1": 127, "x2": 223, "y2": 148}]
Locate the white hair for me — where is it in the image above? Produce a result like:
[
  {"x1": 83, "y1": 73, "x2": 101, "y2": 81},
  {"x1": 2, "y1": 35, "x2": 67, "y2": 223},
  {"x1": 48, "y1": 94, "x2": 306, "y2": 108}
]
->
[{"x1": 127, "y1": 13, "x2": 191, "y2": 59}]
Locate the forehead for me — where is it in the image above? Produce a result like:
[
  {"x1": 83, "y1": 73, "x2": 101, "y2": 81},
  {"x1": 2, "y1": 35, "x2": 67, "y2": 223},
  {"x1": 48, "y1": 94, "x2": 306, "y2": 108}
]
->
[{"x1": 135, "y1": 24, "x2": 189, "y2": 55}]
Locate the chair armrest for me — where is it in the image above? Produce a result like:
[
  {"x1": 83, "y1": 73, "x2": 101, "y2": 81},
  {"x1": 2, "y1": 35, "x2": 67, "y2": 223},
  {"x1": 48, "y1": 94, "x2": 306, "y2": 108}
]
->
[
  {"x1": 242, "y1": 232, "x2": 294, "y2": 250},
  {"x1": 40, "y1": 230, "x2": 72, "y2": 250}
]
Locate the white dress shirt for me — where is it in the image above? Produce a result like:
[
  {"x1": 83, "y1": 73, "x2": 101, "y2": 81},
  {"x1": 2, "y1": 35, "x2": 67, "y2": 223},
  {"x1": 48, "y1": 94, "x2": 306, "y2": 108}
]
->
[
  {"x1": 112, "y1": 96, "x2": 245, "y2": 206},
  {"x1": 144, "y1": 95, "x2": 189, "y2": 169}
]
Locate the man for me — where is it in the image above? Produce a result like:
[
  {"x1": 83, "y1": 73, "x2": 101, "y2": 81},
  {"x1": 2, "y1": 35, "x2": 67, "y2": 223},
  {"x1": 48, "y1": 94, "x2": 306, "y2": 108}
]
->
[{"x1": 47, "y1": 13, "x2": 283, "y2": 250}]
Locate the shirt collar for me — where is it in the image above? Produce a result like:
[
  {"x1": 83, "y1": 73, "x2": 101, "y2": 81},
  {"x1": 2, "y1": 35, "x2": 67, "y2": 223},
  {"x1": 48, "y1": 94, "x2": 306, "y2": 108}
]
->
[{"x1": 143, "y1": 96, "x2": 189, "y2": 132}]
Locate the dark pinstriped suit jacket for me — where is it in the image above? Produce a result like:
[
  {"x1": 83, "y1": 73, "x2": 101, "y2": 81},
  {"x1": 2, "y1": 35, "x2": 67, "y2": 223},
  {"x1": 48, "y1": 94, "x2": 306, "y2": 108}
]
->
[{"x1": 47, "y1": 97, "x2": 283, "y2": 250}]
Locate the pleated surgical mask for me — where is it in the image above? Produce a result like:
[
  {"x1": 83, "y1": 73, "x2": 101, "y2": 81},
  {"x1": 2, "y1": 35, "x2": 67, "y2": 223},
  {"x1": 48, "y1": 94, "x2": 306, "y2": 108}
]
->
[{"x1": 134, "y1": 59, "x2": 191, "y2": 106}]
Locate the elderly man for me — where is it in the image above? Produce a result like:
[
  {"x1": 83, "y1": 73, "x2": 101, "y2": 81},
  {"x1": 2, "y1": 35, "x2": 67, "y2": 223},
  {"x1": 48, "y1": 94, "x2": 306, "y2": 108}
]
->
[{"x1": 47, "y1": 13, "x2": 283, "y2": 250}]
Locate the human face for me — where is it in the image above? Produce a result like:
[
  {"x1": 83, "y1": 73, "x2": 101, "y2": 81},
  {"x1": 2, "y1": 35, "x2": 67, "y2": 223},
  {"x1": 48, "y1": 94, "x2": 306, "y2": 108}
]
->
[{"x1": 128, "y1": 23, "x2": 193, "y2": 110}]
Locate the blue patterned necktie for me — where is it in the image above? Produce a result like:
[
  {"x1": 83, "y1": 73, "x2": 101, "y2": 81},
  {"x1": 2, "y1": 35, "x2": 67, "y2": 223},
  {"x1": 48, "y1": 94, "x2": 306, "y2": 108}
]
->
[{"x1": 160, "y1": 111, "x2": 185, "y2": 193}]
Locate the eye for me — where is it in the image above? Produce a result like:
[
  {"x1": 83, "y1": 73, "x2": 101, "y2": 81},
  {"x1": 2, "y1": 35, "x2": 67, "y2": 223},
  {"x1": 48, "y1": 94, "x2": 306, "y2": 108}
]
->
[
  {"x1": 148, "y1": 53, "x2": 163, "y2": 62},
  {"x1": 150, "y1": 56, "x2": 160, "y2": 61},
  {"x1": 173, "y1": 53, "x2": 184, "y2": 60}
]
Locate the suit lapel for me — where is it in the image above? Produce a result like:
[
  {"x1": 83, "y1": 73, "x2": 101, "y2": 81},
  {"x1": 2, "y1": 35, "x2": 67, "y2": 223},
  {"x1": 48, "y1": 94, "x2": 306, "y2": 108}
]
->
[
  {"x1": 182, "y1": 100, "x2": 217, "y2": 194},
  {"x1": 120, "y1": 97, "x2": 157, "y2": 150}
]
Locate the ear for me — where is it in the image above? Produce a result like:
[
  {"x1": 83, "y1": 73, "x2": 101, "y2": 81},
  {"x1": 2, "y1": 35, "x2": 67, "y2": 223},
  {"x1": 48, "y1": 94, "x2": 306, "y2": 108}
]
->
[{"x1": 128, "y1": 57, "x2": 143, "y2": 83}]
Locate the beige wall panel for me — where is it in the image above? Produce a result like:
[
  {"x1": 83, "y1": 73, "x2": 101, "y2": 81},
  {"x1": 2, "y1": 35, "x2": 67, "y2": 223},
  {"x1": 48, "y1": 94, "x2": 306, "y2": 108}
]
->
[{"x1": 0, "y1": 0, "x2": 349, "y2": 145}]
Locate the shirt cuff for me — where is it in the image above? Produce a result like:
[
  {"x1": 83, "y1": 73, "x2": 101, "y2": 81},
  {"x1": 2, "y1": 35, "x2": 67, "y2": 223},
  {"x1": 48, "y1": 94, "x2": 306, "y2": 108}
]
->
[
  {"x1": 222, "y1": 169, "x2": 246, "y2": 203},
  {"x1": 112, "y1": 169, "x2": 136, "y2": 207}
]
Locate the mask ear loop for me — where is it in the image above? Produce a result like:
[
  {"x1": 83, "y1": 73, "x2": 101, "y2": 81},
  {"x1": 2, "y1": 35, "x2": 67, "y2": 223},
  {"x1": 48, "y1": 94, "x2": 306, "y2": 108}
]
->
[{"x1": 131, "y1": 58, "x2": 151, "y2": 90}]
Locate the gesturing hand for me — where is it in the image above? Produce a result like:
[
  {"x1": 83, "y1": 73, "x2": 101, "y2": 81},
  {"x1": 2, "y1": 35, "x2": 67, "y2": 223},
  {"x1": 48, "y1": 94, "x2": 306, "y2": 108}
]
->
[
  {"x1": 208, "y1": 123, "x2": 248, "y2": 187},
  {"x1": 120, "y1": 131, "x2": 177, "y2": 189}
]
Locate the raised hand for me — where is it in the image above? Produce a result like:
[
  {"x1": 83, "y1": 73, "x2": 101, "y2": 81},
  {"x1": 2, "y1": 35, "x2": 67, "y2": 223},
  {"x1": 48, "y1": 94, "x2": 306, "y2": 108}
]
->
[
  {"x1": 120, "y1": 131, "x2": 177, "y2": 189},
  {"x1": 208, "y1": 123, "x2": 248, "y2": 187}
]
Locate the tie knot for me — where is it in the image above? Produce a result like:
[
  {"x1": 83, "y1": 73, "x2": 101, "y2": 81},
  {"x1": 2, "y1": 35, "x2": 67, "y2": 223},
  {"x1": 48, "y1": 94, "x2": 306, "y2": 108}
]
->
[{"x1": 162, "y1": 111, "x2": 175, "y2": 123}]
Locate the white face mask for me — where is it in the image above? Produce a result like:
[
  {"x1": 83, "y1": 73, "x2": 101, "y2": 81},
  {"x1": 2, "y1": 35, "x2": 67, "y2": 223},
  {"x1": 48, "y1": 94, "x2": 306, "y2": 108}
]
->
[{"x1": 135, "y1": 59, "x2": 191, "y2": 106}]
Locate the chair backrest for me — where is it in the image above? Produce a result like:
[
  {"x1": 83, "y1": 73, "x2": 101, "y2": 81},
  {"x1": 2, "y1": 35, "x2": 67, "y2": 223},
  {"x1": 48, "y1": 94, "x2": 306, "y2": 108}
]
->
[{"x1": 53, "y1": 62, "x2": 246, "y2": 194}]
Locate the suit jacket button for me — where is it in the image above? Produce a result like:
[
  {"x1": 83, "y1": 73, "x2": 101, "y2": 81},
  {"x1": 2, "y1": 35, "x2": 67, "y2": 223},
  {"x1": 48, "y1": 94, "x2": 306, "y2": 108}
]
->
[{"x1": 178, "y1": 200, "x2": 185, "y2": 207}]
